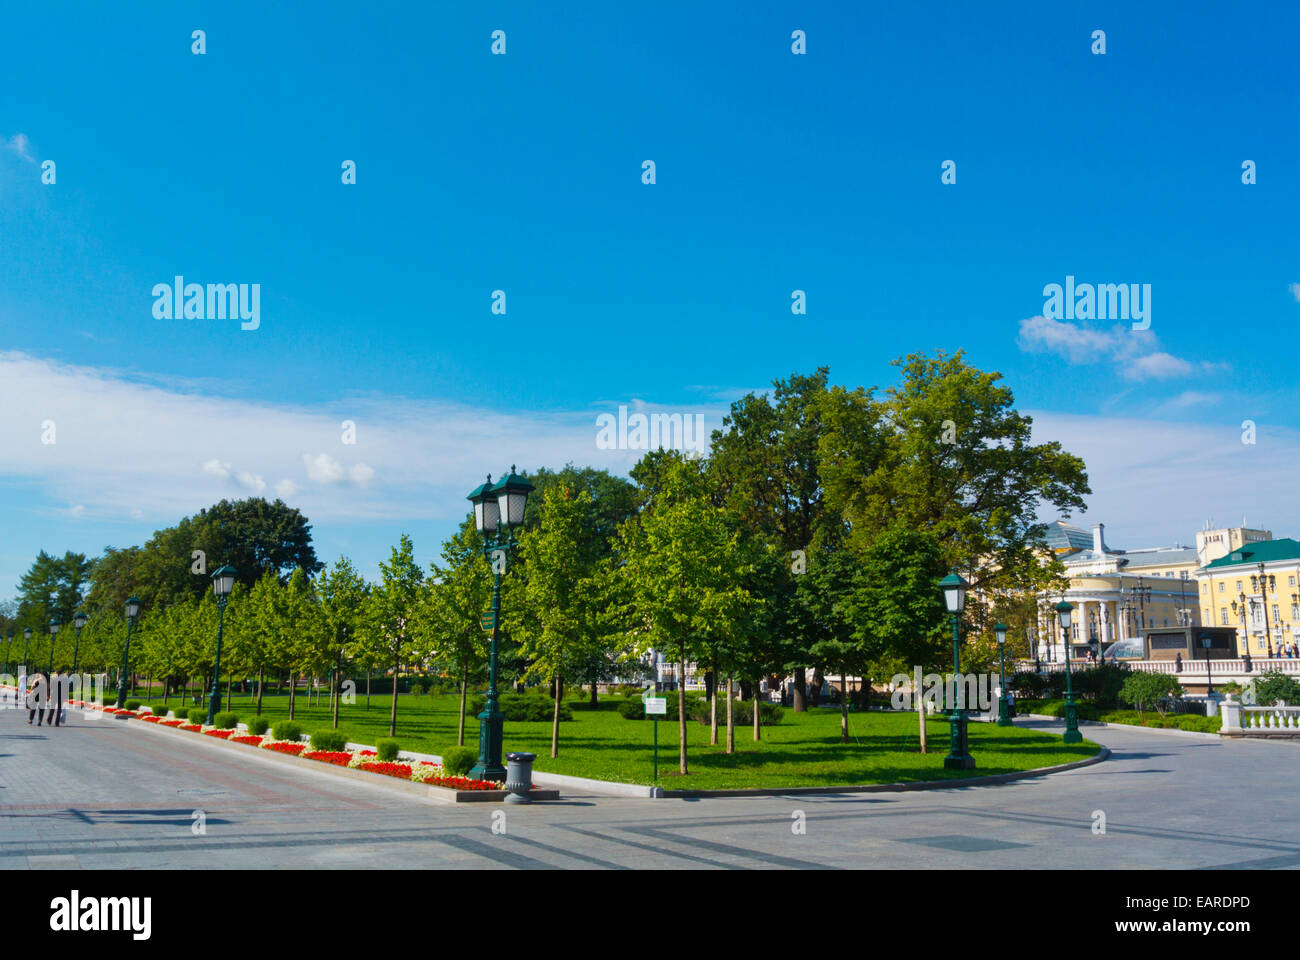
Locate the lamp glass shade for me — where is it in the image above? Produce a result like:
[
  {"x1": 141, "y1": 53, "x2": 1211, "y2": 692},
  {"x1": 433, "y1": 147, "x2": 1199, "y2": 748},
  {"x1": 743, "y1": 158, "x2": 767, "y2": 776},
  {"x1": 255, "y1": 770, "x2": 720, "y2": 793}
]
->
[
  {"x1": 491, "y1": 467, "x2": 535, "y2": 528},
  {"x1": 1055, "y1": 601, "x2": 1073, "y2": 630},
  {"x1": 1200, "y1": 635, "x2": 1212, "y2": 649},
  {"x1": 994, "y1": 622, "x2": 1008, "y2": 645},
  {"x1": 125, "y1": 596, "x2": 141, "y2": 619},
  {"x1": 939, "y1": 572, "x2": 968, "y2": 614},
  {"x1": 211, "y1": 565, "x2": 238, "y2": 598},
  {"x1": 74, "y1": 612, "x2": 87, "y2": 630},
  {"x1": 467, "y1": 478, "x2": 500, "y2": 534},
  {"x1": 24, "y1": 629, "x2": 31, "y2": 640},
  {"x1": 49, "y1": 620, "x2": 59, "y2": 635}
]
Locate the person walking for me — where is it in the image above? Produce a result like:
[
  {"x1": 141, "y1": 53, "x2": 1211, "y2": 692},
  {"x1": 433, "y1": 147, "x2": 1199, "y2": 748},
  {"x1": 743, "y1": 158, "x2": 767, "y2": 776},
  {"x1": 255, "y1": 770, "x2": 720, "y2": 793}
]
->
[
  {"x1": 47, "y1": 668, "x2": 66, "y2": 727},
  {"x1": 26, "y1": 671, "x2": 47, "y2": 726}
]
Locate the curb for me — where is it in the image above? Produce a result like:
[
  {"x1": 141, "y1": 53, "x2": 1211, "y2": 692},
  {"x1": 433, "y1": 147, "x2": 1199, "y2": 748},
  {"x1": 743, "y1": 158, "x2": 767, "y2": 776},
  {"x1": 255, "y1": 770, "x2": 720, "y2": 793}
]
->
[
  {"x1": 660, "y1": 747, "x2": 1110, "y2": 798},
  {"x1": 1024, "y1": 713, "x2": 1223, "y2": 741},
  {"x1": 113, "y1": 711, "x2": 560, "y2": 803}
]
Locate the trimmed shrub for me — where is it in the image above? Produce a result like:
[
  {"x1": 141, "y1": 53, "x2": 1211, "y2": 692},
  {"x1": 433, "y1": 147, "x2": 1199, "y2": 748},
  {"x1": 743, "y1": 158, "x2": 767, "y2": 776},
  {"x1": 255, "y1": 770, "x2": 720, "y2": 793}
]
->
[
  {"x1": 468, "y1": 692, "x2": 573, "y2": 722},
  {"x1": 213, "y1": 712, "x2": 239, "y2": 730},
  {"x1": 1120, "y1": 672, "x2": 1182, "y2": 716},
  {"x1": 1252, "y1": 670, "x2": 1300, "y2": 706},
  {"x1": 377, "y1": 738, "x2": 400, "y2": 762},
  {"x1": 310, "y1": 729, "x2": 348, "y2": 751},
  {"x1": 618, "y1": 698, "x2": 646, "y2": 720},
  {"x1": 187, "y1": 708, "x2": 209, "y2": 725},
  {"x1": 272, "y1": 720, "x2": 304, "y2": 742},
  {"x1": 123, "y1": 700, "x2": 142, "y2": 711},
  {"x1": 247, "y1": 715, "x2": 270, "y2": 736},
  {"x1": 442, "y1": 746, "x2": 477, "y2": 776}
]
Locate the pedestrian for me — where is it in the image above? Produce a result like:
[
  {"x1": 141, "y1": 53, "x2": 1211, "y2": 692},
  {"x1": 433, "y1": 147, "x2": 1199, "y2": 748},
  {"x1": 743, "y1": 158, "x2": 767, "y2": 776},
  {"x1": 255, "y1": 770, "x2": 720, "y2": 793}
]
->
[
  {"x1": 47, "y1": 668, "x2": 66, "y2": 727},
  {"x1": 26, "y1": 671, "x2": 47, "y2": 726}
]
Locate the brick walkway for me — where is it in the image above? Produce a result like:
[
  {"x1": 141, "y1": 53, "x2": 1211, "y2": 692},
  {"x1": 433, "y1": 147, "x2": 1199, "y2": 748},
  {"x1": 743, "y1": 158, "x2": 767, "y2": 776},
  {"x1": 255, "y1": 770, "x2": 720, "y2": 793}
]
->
[{"x1": 3, "y1": 703, "x2": 1299, "y2": 869}]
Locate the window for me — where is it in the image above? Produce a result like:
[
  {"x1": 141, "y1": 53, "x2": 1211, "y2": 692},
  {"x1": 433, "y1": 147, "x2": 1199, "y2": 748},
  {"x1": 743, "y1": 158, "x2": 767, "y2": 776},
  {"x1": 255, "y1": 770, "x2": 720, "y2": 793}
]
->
[
  {"x1": 1236, "y1": 581, "x2": 1243, "y2": 593},
  {"x1": 1219, "y1": 582, "x2": 1225, "y2": 593},
  {"x1": 1201, "y1": 582, "x2": 1208, "y2": 593},
  {"x1": 1291, "y1": 604, "x2": 1298, "y2": 621},
  {"x1": 1221, "y1": 609, "x2": 1229, "y2": 625},
  {"x1": 1290, "y1": 576, "x2": 1296, "y2": 588},
  {"x1": 1273, "y1": 604, "x2": 1280, "y2": 623}
]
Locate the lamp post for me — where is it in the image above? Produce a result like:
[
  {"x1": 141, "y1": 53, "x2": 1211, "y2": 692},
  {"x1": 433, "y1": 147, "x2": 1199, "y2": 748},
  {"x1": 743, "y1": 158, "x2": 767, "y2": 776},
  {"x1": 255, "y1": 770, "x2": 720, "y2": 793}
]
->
[
  {"x1": 1056, "y1": 601, "x2": 1082, "y2": 743},
  {"x1": 206, "y1": 566, "x2": 238, "y2": 726},
  {"x1": 1254, "y1": 564, "x2": 1276, "y2": 658},
  {"x1": 466, "y1": 466, "x2": 534, "y2": 783},
  {"x1": 1200, "y1": 633, "x2": 1214, "y2": 697},
  {"x1": 938, "y1": 571, "x2": 974, "y2": 770},
  {"x1": 71, "y1": 611, "x2": 86, "y2": 676},
  {"x1": 115, "y1": 596, "x2": 141, "y2": 707},
  {"x1": 22, "y1": 628, "x2": 32, "y2": 671},
  {"x1": 48, "y1": 619, "x2": 60, "y2": 676},
  {"x1": 3, "y1": 633, "x2": 11, "y2": 675},
  {"x1": 995, "y1": 622, "x2": 1011, "y2": 726}
]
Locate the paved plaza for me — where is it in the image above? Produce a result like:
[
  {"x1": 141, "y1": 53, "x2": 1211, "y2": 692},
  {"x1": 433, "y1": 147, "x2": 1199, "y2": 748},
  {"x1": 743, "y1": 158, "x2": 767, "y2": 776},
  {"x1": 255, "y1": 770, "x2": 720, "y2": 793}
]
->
[{"x1": 1, "y1": 706, "x2": 1297, "y2": 870}]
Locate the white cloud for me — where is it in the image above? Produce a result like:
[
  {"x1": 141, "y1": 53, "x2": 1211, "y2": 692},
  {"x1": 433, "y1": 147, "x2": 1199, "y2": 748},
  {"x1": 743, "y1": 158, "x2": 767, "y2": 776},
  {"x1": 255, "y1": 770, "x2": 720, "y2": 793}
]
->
[
  {"x1": 4, "y1": 133, "x2": 35, "y2": 162},
  {"x1": 0, "y1": 351, "x2": 726, "y2": 528},
  {"x1": 1017, "y1": 315, "x2": 1222, "y2": 382},
  {"x1": 1290, "y1": 283, "x2": 1300, "y2": 303},
  {"x1": 302, "y1": 453, "x2": 344, "y2": 485}
]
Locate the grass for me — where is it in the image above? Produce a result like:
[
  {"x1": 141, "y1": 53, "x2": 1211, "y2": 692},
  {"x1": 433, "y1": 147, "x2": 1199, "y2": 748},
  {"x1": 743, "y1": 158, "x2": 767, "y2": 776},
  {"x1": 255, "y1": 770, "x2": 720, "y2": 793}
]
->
[
  {"x1": 142, "y1": 689, "x2": 1100, "y2": 790},
  {"x1": 1018, "y1": 698, "x2": 1222, "y2": 733}
]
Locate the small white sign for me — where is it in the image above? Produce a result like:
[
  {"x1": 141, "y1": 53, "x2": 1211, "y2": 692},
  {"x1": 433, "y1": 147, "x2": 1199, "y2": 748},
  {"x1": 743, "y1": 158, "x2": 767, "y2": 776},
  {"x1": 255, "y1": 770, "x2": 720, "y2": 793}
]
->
[{"x1": 645, "y1": 697, "x2": 667, "y2": 715}]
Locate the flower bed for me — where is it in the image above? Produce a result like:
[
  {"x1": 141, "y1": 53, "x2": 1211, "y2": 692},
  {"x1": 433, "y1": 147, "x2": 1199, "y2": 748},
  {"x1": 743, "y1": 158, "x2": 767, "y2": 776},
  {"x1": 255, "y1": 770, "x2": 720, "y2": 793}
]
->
[
  {"x1": 409, "y1": 764, "x2": 501, "y2": 791},
  {"x1": 160, "y1": 719, "x2": 184, "y2": 727},
  {"x1": 231, "y1": 735, "x2": 265, "y2": 746},
  {"x1": 302, "y1": 750, "x2": 352, "y2": 766},
  {"x1": 262, "y1": 740, "x2": 308, "y2": 756},
  {"x1": 179, "y1": 723, "x2": 203, "y2": 732},
  {"x1": 204, "y1": 729, "x2": 234, "y2": 739},
  {"x1": 142, "y1": 715, "x2": 164, "y2": 723},
  {"x1": 357, "y1": 761, "x2": 412, "y2": 780}
]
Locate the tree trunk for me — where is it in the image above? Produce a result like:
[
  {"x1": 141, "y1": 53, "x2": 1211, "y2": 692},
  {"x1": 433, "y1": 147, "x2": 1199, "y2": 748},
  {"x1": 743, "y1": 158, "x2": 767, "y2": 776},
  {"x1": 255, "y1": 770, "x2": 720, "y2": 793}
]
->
[
  {"x1": 678, "y1": 643, "x2": 688, "y2": 775},
  {"x1": 710, "y1": 680, "x2": 718, "y2": 745},
  {"x1": 551, "y1": 674, "x2": 562, "y2": 758},
  {"x1": 589, "y1": 681, "x2": 598, "y2": 706},
  {"x1": 918, "y1": 683, "x2": 928, "y2": 754},
  {"x1": 256, "y1": 666, "x2": 264, "y2": 716},
  {"x1": 457, "y1": 663, "x2": 468, "y2": 747},
  {"x1": 225, "y1": 676, "x2": 232, "y2": 713},
  {"x1": 840, "y1": 661, "x2": 849, "y2": 743},
  {"x1": 366, "y1": 670, "x2": 371, "y2": 710},
  {"x1": 793, "y1": 666, "x2": 807, "y2": 711},
  {"x1": 753, "y1": 679, "x2": 761, "y2": 741},
  {"x1": 288, "y1": 671, "x2": 297, "y2": 719},
  {"x1": 146, "y1": 674, "x2": 152, "y2": 701},
  {"x1": 725, "y1": 674, "x2": 734, "y2": 754},
  {"x1": 388, "y1": 658, "x2": 399, "y2": 737},
  {"x1": 331, "y1": 661, "x2": 340, "y2": 729}
]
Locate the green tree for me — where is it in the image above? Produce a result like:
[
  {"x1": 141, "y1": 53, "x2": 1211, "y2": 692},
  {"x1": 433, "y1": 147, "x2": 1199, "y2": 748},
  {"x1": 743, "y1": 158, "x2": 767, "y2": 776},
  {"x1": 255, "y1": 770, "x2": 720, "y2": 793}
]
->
[
  {"x1": 318, "y1": 557, "x2": 369, "y2": 729},
  {"x1": 364, "y1": 534, "x2": 424, "y2": 736}
]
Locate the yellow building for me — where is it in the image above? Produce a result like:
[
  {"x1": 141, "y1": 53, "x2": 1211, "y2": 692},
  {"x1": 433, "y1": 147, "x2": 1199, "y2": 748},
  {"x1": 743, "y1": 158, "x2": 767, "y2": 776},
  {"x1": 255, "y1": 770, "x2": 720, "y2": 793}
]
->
[
  {"x1": 1198, "y1": 538, "x2": 1300, "y2": 660},
  {"x1": 1034, "y1": 521, "x2": 1202, "y2": 662}
]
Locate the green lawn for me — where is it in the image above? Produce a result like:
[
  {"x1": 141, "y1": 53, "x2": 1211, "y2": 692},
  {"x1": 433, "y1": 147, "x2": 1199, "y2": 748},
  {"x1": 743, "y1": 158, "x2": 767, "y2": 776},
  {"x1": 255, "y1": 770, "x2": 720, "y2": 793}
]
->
[{"x1": 141, "y1": 689, "x2": 1099, "y2": 790}]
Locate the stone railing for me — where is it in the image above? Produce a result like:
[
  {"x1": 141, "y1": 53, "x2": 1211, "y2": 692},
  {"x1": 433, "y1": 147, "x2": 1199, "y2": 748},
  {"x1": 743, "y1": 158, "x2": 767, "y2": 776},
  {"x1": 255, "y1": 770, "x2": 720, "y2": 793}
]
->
[
  {"x1": 1016, "y1": 658, "x2": 1300, "y2": 679},
  {"x1": 1220, "y1": 697, "x2": 1300, "y2": 736}
]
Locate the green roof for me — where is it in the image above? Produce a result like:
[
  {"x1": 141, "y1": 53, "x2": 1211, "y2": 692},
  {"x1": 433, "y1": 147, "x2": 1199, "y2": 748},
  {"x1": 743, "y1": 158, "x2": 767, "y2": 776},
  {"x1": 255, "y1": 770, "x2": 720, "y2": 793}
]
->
[{"x1": 1203, "y1": 538, "x2": 1300, "y2": 570}]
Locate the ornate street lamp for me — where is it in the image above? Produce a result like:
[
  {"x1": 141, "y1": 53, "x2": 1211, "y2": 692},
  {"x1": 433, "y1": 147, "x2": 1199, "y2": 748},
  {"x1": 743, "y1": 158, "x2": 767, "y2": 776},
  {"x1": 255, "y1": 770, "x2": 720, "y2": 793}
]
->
[
  {"x1": 1200, "y1": 633, "x2": 1214, "y2": 697},
  {"x1": 1056, "y1": 601, "x2": 1082, "y2": 743},
  {"x1": 1255, "y1": 564, "x2": 1276, "y2": 658},
  {"x1": 22, "y1": 627, "x2": 32, "y2": 672},
  {"x1": 48, "y1": 619, "x2": 60, "y2": 676},
  {"x1": 938, "y1": 571, "x2": 974, "y2": 770},
  {"x1": 72, "y1": 611, "x2": 86, "y2": 676},
  {"x1": 466, "y1": 467, "x2": 533, "y2": 782},
  {"x1": 995, "y1": 622, "x2": 1012, "y2": 726},
  {"x1": 115, "y1": 596, "x2": 141, "y2": 707},
  {"x1": 206, "y1": 566, "x2": 237, "y2": 725},
  {"x1": 3, "y1": 633, "x2": 12, "y2": 675}
]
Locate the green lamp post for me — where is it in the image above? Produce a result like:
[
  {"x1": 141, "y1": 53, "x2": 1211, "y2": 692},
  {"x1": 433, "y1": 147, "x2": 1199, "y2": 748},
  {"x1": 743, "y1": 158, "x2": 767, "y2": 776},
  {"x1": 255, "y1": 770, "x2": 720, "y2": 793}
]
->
[
  {"x1": 995, "y1": 622, "x2": 1012, "y2": 726},
  {"x1": 71, "y1": 611, "x2": 86, "y2": 676},
  {"x1": 206, "y1": 566, "x2": 237, "y2": 726},
  {"x1": 465, "y1": 466, "x2": 534, "y2": 783},
  {"x1": 115, "y1": 596, "x2": 141, "y2": 707},
  {"x1": 3, "y1": 633, "x2": 12, "y2": 676},
  {"x1": 939, "y1": 571, "x2": 975, "y2": 770},
  {"x1": 1055, "y1": 600, "x2": 1081, "y2": 743},
  {"x1": 48, "y1": 619, "x2": 60, "y2": 676},
  {"x1": 22, "y1": 627, "x2": 32, "y2": 672}
]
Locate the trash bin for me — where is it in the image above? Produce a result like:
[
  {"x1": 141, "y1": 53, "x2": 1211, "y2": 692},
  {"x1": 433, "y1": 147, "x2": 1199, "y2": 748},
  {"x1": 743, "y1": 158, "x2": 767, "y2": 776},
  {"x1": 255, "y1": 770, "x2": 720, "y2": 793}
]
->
[{"x1": 504, "y1": 752, "x2": 536, "y2": 804}]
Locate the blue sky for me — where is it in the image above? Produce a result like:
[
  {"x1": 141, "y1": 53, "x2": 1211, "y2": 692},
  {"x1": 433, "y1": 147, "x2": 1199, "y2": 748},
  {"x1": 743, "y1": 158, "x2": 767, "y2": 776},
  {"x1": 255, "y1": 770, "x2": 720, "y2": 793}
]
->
[{"x1": 3, "y1": 1, "x2": 1299, "y2": 598}]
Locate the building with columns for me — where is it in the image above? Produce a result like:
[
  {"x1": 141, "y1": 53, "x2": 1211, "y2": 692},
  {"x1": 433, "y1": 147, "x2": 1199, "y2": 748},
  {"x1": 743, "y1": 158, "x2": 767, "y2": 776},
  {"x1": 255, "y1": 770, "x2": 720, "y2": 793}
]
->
[{"x1": 1034, "y1": 521, "x2": 1202, "y2": 663}]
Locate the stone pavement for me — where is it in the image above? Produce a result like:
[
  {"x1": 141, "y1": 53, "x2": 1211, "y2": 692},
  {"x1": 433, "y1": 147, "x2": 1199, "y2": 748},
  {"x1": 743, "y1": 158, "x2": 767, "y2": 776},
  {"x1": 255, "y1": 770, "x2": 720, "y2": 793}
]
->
[{"x1": 2, "y1": 703, "x2": 1298, "y2": 869}]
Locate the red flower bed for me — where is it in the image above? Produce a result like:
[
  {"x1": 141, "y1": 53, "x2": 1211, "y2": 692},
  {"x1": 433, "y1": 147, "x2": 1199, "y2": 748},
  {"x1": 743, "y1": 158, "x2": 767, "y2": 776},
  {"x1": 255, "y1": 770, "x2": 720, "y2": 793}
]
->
[
  {"x1": 231, "y1": 736, "x2": 264, "y2": 746},
  {"x1": 303, "y1": 751, "x2": 352, "y2": 766},
  {"x1": 204, "y1": 729, "x2": 234, "y2": 739},
  {"x1": 264, "y1": 741, "x2": 308, "y2": 756},
  {"x1": 358, "y1": 750, "x2": 377, "y2": 756},
  {"x1": 357, "y1": 762, "x2": 412, "y2": 780},
  {"x1": 179, "y1": 723, "x2": 203, "y2": 732},
  {"x1": 142, "y1": 715, "x2": 164, "y2": 723},
  {"x1": 424, "y1": 775, "x2": 501, "y2": 791},
  {"x1": 160, "y1": 719, "x2": 184, "y2": 727}
]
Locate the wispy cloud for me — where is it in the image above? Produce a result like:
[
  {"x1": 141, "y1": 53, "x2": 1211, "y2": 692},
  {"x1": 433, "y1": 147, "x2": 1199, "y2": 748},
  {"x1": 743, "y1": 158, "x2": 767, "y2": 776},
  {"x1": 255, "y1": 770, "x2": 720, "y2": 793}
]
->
[
  {"x1": 3, "y1": 133, "x2": 35, "y2": 163},
  {"x1": 1017, "y1": 315, "x2": 1225, "y2": 382}
]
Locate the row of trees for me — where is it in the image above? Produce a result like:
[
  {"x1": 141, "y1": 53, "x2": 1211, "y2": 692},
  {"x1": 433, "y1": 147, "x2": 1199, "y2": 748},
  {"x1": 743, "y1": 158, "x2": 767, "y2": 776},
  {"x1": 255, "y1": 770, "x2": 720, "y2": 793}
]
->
[{"x1": 6, "y1": 350, "x2": 1091, "y2": 774}]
